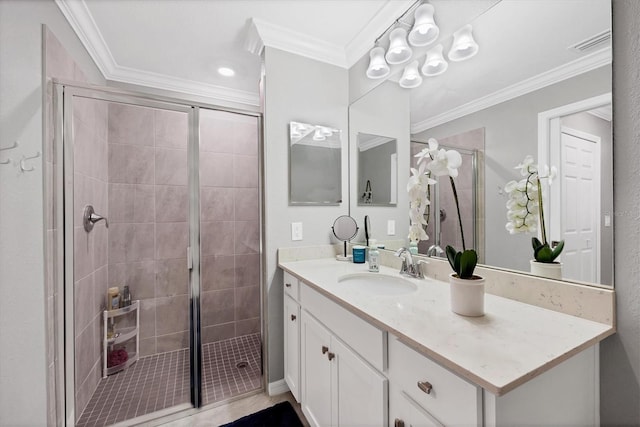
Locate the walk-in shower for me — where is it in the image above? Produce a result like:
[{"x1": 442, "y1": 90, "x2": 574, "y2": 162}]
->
[{"x1": 55, "y1": 83, "x2": 263, "y2": 426}]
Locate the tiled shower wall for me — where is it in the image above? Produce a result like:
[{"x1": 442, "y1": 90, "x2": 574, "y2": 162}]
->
[
  {"x1": 44, "y1": 26, "x2": 108, "y2": 421},
  {"x1": 72, "y1": 96, "x2": 109, "y2": 418},
  {"x1": 199, "y1": 110, "x2": 261, "y2": 344},
  {"x1": 107, "y1": 103, "x2": 191, "y2": 357}
]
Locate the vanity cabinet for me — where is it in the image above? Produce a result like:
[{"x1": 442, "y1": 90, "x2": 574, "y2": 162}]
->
[
  {"x1": 388, "y1": 336, "x2": 482, "y2": 426},
  {"x1": 280, "y1": 261, "x2": 604, "y2": 427},
  {"x1": 388, "y1": 335, "x2": 598, "y2": 427},
  {"x1": 301, "y1": 309, "x2": 387, "y2": 427},
  {"x1": 283, "y1": 272, "x2": 301, "y2": 402},
  {"x1": 287, "y1": 276, "x2": 387, "y2": 427}
]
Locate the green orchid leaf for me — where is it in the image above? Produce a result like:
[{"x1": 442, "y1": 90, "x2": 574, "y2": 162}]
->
[
  {"x1": 550, "y1": 240, "x2": 565, "y2": 262},
  {"x1": 446, "y1": 245, "x2": 458, "y2": 272},
  {"x1": 459, "y1": 250, "x2": 478, "y2": 279},
  {"x1": 531, "y1": 237, "x2": 544, "y2": 251}
]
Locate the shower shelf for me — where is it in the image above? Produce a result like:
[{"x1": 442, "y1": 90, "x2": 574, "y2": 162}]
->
[{"x1": 103, "y1": 300, "x2": 139, "y2": 378}]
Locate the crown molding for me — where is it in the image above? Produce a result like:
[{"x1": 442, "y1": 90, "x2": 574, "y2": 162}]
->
[
  {"x1": 250, "y1": 18, "x2": 347, "y2": 67},
  {"x1": 55, "y1": 0, "x2": 259, "y2": 107},
  {"x1": 359, "y1": 135, "x2": 394, "y2": 152},
  {"x1": 344, "y1": 0, "x2": 416, "y2": 68},
  {"x1": 55, "y1": 0, "x2": 116, "y2": 76},
  {"x1": 108, "y1": 66, "x2": 260, "y2": 106},
  {"x1": 411, "y1": 47, "x2": 612, "y2": 134}
]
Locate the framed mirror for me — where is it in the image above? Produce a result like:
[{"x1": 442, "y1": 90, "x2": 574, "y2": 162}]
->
[
  {"x1": 357, "y1": 133, "x2": 397, "y2": 206},
  {"x1": 289, "y1": 121, "x2": 342, "y2": 205},
  {"x1": 348, "y1": 0, "x2": 613, "y2": 287}
]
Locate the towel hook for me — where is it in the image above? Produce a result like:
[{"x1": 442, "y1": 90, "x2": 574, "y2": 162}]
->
[
  {"x1": 0, "y1": 141, "x2": 18, "y2": 165},
  {"x1": 19, "y1": 151, "x2": 41, "y2": 172}
]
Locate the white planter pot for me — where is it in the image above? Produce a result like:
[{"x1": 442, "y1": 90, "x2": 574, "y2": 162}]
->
[
  {"x1": 530, "y1": 260, "x2": 562, "y2": 280},
  {"x1": 449, "y1": 273, "x2": 485, "y2": 317}
]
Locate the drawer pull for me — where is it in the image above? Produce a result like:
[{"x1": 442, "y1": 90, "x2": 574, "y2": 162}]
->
[
  {"x1": 291, "y1": 314, "x2": 296, "y2": 321},
  {"x1": 394, "y1": 419, "x2": 405, "y2": 427},
  {"x1": 327, "y1": 352, "x2": 335, "y2": 361},
  {"x1": 285, "y1": 283, "x2": 292, "y2": 288},
  {"x1": 322, "y1": 346, "x2": 329, "y2": 354},
  {"x1": 417, "y1": 381, "x2": 433, "y2": 394}
]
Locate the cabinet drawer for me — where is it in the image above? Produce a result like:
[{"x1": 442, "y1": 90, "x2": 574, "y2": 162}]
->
[
  {"x1": 301, "y1": 282, "x2": 385, "y2": 372},
  {"x1": 388, "y1": 336, "x2": 481, "y2": 426},
  {"x1": 283, "y1": 271, "x2": 299, "y2": 300}
]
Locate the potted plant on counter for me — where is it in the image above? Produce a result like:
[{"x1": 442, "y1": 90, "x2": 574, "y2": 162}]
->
[
  {"x1": 414, "y1": 139, "x2": 484, "y2": 317},
  {"x1": 505, "y1": 155, "x2": 564, "y2": 279}
]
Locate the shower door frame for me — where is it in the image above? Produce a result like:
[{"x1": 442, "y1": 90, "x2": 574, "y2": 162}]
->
[{"x1": 54, "y1": 80, "x2": 266, "y2": 425}]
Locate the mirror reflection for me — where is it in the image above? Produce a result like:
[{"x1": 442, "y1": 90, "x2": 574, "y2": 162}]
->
[
  {"x1": 357, "y1": 133, "x2": 398, "y2": 206},
  {"x1": 289, "y1": 121, "x2": 342, "y2": 205},
  {"x1": 348, "y1": 0, "x2": 613, "y2": 287}
]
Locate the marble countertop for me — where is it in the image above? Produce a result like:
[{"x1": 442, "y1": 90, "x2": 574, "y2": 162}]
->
[{"x1": 279, "y1": 258, "x2": 615, "y2": 396}]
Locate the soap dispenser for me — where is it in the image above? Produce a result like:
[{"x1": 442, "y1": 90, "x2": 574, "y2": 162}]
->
[{"x1": 368, "y1": 239, "x2": 380, "y2": 272}]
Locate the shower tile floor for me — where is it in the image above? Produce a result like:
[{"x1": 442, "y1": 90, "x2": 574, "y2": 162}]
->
[{"x1": 77, "y1": 333, "x2": 262, "y2": 426}]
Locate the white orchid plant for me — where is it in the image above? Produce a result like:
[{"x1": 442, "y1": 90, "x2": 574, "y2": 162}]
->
[
  {"x1": 505, "y1": 155, "x2": 564, "y2": 263},
  {"x1": 410, "y1": 139, "x2": 479, "y2": 279}
]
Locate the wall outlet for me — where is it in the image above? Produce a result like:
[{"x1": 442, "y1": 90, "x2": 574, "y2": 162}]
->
[
  {"x1": 291, "y1": 222, "x2": 303, "y2": 241},
  {"x1": 387, "y1": 220, "x2": 395, "y2": 236}
]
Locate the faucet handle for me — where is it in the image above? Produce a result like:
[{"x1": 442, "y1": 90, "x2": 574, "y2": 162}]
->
[{"x1": 415, "y1": 260, "x2": 428, "y2": 278}]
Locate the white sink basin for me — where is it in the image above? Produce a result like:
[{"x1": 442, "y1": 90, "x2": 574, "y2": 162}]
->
[{"x1": 338, "y1": 273, "x2": 418, "y2": 296}]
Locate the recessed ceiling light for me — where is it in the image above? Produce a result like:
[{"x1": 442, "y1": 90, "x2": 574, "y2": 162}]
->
[{"x1": 218, "y1": 67, "x2": 235, "y2": 77}]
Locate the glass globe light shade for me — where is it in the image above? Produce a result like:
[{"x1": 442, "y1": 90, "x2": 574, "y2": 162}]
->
[
  {"x1": 399, "y1": 61, "x2": 423, "y2": 88},
  {"x1": 408, "y1": 4, "x2": 439, "y2": 47},
  {"x1": 366, "y1": 47, "x2": 390, "y2": 79},
  {"x1": 448, "y1": 24, "x2": 479, "y2": 62},
  {"x1": 385, "y1": 28, "x2": 413, "y2": 65},
  {"x1": 421, "y1": 44, "x2": 448, "y2": 76}
]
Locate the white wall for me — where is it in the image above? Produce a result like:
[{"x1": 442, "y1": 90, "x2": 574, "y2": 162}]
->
[
  {"x1": 263, "y1": 47, "x2": 349, "y2": 382},
  {"x1": 0, "y1": 1, "x2": 103, "y2": 424},
  {"x1": 601, "y1": 1, "x2": 640, "y2": 424}
]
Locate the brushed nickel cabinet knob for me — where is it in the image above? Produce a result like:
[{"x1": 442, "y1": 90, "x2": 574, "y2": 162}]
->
[
  {"x1": 328, "y1": 352, "x2": 335, "y2": 361},
  {"x1": 291, "y1": 314, "x2": 296, "y2": 321},
  {"x1": 394, "y1": 419, "x2": 405, "y2": 427},
  {"x1": 322, "y1": 346, "x2": 329, "y2": 354}
]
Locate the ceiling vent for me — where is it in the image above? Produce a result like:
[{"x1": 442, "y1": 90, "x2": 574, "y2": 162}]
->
[{"x1": 569, "y1": 30, "x2": 611, "y2": 53}]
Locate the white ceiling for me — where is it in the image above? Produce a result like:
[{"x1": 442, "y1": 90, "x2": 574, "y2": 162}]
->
[{"x1": 56, "y1": 0, "x2": 611, "y2": 127}]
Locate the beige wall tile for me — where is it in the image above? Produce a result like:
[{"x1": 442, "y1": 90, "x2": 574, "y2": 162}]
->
[{"x1": 202, "y1": 255, "x2": 235, "y2": 292}]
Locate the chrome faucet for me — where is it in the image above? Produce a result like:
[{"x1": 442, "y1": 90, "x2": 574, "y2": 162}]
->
[{"x1": 395, "y1": 247, "x2": 424, "y2": 279}]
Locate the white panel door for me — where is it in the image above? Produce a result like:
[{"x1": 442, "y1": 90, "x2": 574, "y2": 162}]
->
[
  {"x1": 301, "y1": 311, "x2": 333, "y2": 427},
  {"x1": 332, "y1": 338, "x2": 388, "y2": 427},
  {"x1": 560, "y1": 131, "x2": 599, "y2": 282}
]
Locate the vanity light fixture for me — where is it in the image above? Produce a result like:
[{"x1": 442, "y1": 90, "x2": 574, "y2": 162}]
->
[
  {"x1": 448, "y1": 24, "x2": 479, "y2": 61},
  {"x1": 366, "y1": 46, "x2": 391, "y2": 79},
  {"x1": 421, "y1": 44, "x2": 448, "y2": 76},
  {"x1": 385, "y1": 28, "x2": 413, "y2": 64},
  {"x1": 312, "y1": 127, "x2": 327, "y2": 141},
  {"x1": 399, "y1": 61, "x2": 423, "y2": 88},
  {"x1": 408, "y1": 3, "x2": 439, "y2": 47},
  {"x1": 217, "y1": 66, "x2": 235, "y2": 77}
]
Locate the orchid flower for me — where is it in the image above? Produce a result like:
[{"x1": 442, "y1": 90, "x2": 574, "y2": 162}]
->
[{"x1": 505, "y1": 155, "x2": 564, "y2": 263}]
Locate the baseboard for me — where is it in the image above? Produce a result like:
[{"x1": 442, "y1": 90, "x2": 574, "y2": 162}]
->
[{"x1": 268, "y1": 379, "x2": 290, "y2": 396}]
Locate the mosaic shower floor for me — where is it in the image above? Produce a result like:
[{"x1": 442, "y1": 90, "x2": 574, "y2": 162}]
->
[{"x1": 77, "y1": 333, "x2": 262, "y2": 426}]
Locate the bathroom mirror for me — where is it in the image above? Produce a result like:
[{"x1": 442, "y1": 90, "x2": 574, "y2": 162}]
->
[
  {"x1": 289, "y1": 121, "x2": 342, "y2": 205},
  {"x1": 357, "y1": 133, "x2": 397, "y2": 206},
  {"x1": 348, "y1": 0, "x2": 613, "y2": 287}
]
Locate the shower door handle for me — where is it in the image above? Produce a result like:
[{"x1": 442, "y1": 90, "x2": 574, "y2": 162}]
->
[{"x1": 187, "y1": 247, "x2": 193, "y2": 270}]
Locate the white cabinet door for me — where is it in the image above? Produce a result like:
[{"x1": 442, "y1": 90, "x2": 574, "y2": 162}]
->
[
  {"x1": 333, "y1": 338, "x2": 387, "y2": 427},
  {"x1": 301, "y1": 311, "x2": 333, "y2": 427},
  {"x1": 284, "y1": 295, "x2": 300, "y2": 402}
]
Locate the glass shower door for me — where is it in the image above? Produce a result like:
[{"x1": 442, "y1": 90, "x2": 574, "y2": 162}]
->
[
  {"x1": 198, "y1": 108, "x2": 263, "y2": 405},
  {"x1": 64, "y1": 87, "x2": 197, "y2": 425}
]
